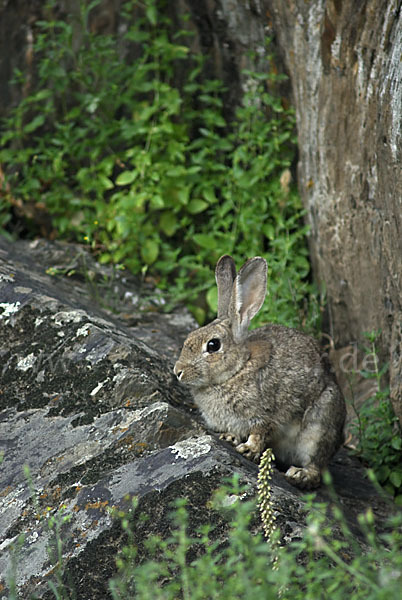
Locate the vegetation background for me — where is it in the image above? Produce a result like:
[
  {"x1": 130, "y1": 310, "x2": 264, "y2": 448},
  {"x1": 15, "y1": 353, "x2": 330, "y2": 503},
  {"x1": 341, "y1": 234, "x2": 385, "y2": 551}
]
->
[
  {"x1": 0, "y1": 0, "x2": 401, "y2": 597},
  {"x1": 0, "y1": 0, "x2": 317, "y2": 329}
]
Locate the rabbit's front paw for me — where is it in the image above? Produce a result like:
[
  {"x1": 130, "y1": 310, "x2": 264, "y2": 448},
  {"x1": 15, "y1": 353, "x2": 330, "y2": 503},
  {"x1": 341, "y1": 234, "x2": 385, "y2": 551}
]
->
[
  {"x1": 219, "y1": 433, "x2": 240, "y2": 446},
  {"x1": 235, "y1": 433, "x2": 264, "y2": 462},
  {"x1": 285, "y1": 465, "x2": 321, "y2": 490}
]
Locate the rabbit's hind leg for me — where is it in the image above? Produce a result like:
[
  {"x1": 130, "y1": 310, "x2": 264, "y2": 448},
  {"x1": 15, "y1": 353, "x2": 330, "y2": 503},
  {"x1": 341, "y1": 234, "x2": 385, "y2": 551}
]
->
[{"x1": 284, "y1": 382, "x2": 345, "y2": 489}]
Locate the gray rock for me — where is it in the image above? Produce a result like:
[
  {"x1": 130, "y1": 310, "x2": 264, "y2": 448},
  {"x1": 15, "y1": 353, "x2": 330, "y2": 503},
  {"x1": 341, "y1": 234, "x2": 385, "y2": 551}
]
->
[{"x1": 0, "y1": 238, "x2": 394, "y2": 599}]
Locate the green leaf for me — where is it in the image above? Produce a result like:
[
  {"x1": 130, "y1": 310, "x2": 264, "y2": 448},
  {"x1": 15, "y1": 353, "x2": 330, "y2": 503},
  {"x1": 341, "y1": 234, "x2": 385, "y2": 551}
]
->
[
  {"x1": 187, "y1": 166, "x2": 202, "y2": 175},
  {"x1": 116, "y1": 170, "x2": 137, "y2": 186},
  {"x1": 24, "y1": 114, "x2": 45, "y2": 133},
  {"x1": 99, "y1": 253, "x2": 112, "y2": 264},
  {"x1": 263, "y1": 223, "x2": 275, "y2": 241},
  {"x1": 177, "y1": 187, "x2": 190, "y2": 205},
  {"x1": 187, "y1": 199, "x2": 208, "y2": 214},
  {"x1": 294, "y1": 255, "x2": 310, "y2": 275},
  {"x1": 141, "y1": 239, "x2": 159, "y2": 265},
  {"x1": 31, "y1": 89, "x2": 52, "y2": 102},
  {"x1": 193, "y1": 234, "x2": 216, "y2": 249},
  {"x1": 145, "y1": 4, "x2": 157, "y2": 26},
  {"x1": 28, "y1": 178, "x2": 41, "y2": 191},
  {"x1": 150, "y1": 195, "x2": 164, "y2": 209},
  {"x1": 99, "y1": 175, "x2": 114, "y2": 191},
  {"x1": 391, "y1": 437, "x2": 402, "y2": 450},
  {"x1": 166, "y1": 166, "x2": 186, "y2": 178},
  {"x1": 190, "y1": 305, "x2": 206, "y2": 325},
  {"x1": 376, "y1": 465, "x2": 390, "y2": 483},
  {"x1": 160, "y1": 212, "x2": 178, "y2": 237},
  {"x1": 389, "y1": 471, "x2": 402, "y2": 489},
  {"x1": 206, "y1": 286, "x2": 218, "y2": 313},
  {"x1": 202, "y1": 188, "x2": 218, "y2": 204}
]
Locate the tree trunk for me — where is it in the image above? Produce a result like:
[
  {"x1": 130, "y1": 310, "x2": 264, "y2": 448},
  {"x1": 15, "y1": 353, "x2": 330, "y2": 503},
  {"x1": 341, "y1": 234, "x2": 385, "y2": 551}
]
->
[{"x1": 267, "y1": 0, "x2": 402, "y2": 424}]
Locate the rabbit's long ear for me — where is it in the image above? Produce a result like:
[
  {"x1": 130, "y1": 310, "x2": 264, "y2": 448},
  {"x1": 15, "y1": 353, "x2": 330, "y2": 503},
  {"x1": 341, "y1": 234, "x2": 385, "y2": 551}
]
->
[
  {"x1": 229, "y1": 257, "x2": 267, "y2": 342},
  {"x1": 215, "y1": 255, "x2": 237, "y2": 318}
]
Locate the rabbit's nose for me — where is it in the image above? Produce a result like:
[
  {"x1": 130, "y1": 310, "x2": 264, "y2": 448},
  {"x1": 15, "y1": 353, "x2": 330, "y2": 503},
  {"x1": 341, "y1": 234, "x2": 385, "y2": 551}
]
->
[{"x1": 173, "y1": 363, "x2": 183, "y2": 381}]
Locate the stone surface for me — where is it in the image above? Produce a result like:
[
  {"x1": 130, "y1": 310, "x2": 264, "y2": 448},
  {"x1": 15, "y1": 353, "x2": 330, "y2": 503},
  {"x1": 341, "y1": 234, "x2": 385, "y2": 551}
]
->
[
  {"x1": 267, "y1": 0, "x2": 402, "y2": 423},
  {"x1": 0, "y1": 239, "x2": 396, "y2": 598}
]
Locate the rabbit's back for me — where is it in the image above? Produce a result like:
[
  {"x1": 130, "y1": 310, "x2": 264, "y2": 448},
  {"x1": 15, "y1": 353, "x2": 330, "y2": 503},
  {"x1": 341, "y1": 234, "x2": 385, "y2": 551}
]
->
[
  {"x1": 250, "y1": 324, "x2": 339, "y2": 417},
  {"x1": 252, "y1": 324, "x2": 345, "y2": 462}
]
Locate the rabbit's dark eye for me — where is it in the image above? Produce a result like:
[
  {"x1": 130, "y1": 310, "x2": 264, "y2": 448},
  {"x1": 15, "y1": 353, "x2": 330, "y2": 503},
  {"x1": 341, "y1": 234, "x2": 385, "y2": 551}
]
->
[{"x1": 207, "y1": 338, "x2": 221, "y2": 353}]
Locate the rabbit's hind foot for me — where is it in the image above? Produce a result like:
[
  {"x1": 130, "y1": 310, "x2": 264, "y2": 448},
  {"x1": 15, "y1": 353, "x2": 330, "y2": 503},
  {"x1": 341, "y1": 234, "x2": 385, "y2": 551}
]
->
[{"x1": 285, "y1": 464, "x2": 321, "y2": 490}]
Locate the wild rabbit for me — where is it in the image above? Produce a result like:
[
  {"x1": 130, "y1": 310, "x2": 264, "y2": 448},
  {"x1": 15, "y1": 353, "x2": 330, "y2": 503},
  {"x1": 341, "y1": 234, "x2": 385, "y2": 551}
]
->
[{"x1": 174, "y1": 255, "x2": 346, "y2": 489}]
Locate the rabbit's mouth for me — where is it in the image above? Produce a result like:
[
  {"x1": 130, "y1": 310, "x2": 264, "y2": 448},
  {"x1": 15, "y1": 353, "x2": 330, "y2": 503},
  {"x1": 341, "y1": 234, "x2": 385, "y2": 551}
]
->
[
  {"x1": 173, "y1": 362, "x2": 194, "y2": 384},
  {"x1": 173, "y1": 363, "x2": 184, "y2": 381},
  {"x1": 173, "y1": 361, "x2": 210, "y2": 387}
]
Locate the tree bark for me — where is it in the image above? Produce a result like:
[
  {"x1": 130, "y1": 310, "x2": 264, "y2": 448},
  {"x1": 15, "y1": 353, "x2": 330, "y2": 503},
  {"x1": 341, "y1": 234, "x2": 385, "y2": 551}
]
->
[{"x1": 267, "y1": 0, "x2": 402, "y2": 423}]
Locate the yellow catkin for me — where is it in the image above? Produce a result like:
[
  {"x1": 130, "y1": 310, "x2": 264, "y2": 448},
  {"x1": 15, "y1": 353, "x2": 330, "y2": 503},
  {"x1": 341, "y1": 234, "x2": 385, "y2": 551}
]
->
[{"x1": 257, "y1": 448, "x2": 278, "y2": 568}]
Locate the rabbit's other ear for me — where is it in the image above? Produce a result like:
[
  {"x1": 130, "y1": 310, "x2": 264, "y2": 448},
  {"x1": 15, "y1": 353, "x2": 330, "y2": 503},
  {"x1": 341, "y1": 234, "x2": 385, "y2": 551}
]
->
[
  {"x1": 215, "y1": 255, "x2": 237, "y2": 318},
  {"x1": 229, "y1": 257, "x2": 267, "y2": 342}
]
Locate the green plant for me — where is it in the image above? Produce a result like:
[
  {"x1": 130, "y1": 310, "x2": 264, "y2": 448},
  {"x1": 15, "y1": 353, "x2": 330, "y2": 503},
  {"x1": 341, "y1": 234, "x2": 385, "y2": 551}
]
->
[
  {"x1": 4, "y1": 464, "x2": 402, "y2": 598},
  {"x1": 108, "y1": 474, "x2": 402, "y2": 600},
  {"x1": 109, "y1": 475, "x2": 278, "y2": 600},
  {"x1": 0, "y1": 0, "x2": 318, "y2": 330},
  {"x1": 349, "y1": 331, "x2": 402, "y2": 504}
]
